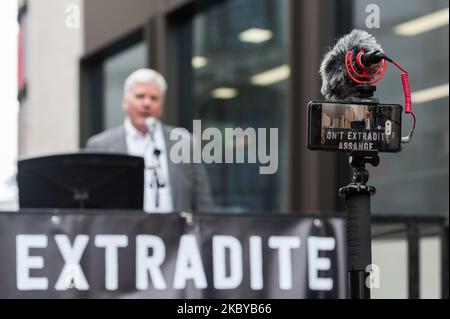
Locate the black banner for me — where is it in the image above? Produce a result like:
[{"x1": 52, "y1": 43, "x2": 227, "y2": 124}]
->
[{"x1": 0, "y1": 211, "x2": 346, "y2": 298}]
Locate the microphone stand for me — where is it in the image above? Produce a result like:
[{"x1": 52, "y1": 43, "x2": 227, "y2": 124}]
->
[{"x1": 339, "y1": 85, "x2": 379, "y2": 299}]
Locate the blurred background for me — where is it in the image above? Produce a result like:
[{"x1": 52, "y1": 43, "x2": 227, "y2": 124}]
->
[{"x1": 0, "y1": 0, "x2": 448, "y2": 298}]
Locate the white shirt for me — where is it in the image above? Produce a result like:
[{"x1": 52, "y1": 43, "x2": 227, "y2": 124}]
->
[{"x1": 124, "y1": 117, "x2": 173, "y2": 213}]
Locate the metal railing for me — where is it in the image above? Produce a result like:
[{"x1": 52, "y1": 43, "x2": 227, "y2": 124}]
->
[{"x1": 372, "y1": 215, "x2": 449, "y2": 299}]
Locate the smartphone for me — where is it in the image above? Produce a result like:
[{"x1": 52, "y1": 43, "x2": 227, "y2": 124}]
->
[{"x1": 307, "y1": 101, "x2": 402, "y2": 153}]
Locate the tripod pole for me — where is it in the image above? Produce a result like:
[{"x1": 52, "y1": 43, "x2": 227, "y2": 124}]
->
[{"x1": 339, "y1": 155, "x2": 377, "y2": 299}]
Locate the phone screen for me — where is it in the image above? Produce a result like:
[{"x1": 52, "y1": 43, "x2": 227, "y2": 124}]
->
[{"x1": 308, "y1": 101, "x2": 402, "y2": 153}]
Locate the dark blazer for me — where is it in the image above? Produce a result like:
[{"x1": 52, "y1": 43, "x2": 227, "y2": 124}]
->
[{"x1": 85, "y1": 124, "x2": 214, "y2": 212}]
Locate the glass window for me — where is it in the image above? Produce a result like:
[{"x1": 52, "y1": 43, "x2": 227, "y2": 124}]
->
[
  {"x1": 103, "y1": 42, "x2": 146, "y2": 130},
  {"x1": 354, "y1": 0, "x2": 449, "y2": 216},
  {"x1": 178, "y1": 0, "x2": 289, "y2": 213}
]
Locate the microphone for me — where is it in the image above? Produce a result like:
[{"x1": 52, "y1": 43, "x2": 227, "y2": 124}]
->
[
  {"x1": 145, "y1": 116, "x2": 157, "y2": 140},
  {"x1": 319, "y1": 29, "x2": 385, "y2": 101},
  {"x1": 360, "y1": 50, "x2": 391, "y2": 67},
  {"x1": 145, "y1": 116, "x2": 161, "y2": 156}
]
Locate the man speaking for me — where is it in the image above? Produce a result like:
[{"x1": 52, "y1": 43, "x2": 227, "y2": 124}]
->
[{"x1": 85, "y1": 68, "x2": 213, "y2": 213}]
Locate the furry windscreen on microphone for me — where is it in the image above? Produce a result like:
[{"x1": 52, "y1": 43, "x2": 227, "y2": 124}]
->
[{"x1": 319, "y1": 29, "x2": 383, "y2": 101}]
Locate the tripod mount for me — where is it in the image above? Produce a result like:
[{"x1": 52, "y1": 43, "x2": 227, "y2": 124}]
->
[{"x1": 338, "y1": 85, "x2": 380, "y2": 299}]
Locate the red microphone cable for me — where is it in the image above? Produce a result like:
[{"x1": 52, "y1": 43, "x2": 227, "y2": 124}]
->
[
  {"x1": 345, "y1": 49, "x2": 416, "y2": 143},
  {"x1": 386, "y1": 58, "x2": 416, "y2": 143}
]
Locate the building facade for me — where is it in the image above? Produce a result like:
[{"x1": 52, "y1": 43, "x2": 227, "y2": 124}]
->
[
  {"x1": 16, "y1": 0, "x2": 449, "y2": 297},
  {"x1": 18, "y1": 0, "x2": 449, "y2": 216}
]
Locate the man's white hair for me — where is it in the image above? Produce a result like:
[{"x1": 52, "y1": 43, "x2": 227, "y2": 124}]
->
[{"x1": 123, "y1": 68, "x2": 167, "y2": 98}]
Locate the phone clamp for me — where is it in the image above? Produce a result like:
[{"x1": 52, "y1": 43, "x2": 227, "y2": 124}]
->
[{"x1": 351, "y1": 85, "x2": 379, "y2": 103}]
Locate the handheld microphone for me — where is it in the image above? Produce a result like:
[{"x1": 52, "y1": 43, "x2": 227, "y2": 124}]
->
[{"x1": 319, "y1": 29, "x2": 385, "y2": 101}]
